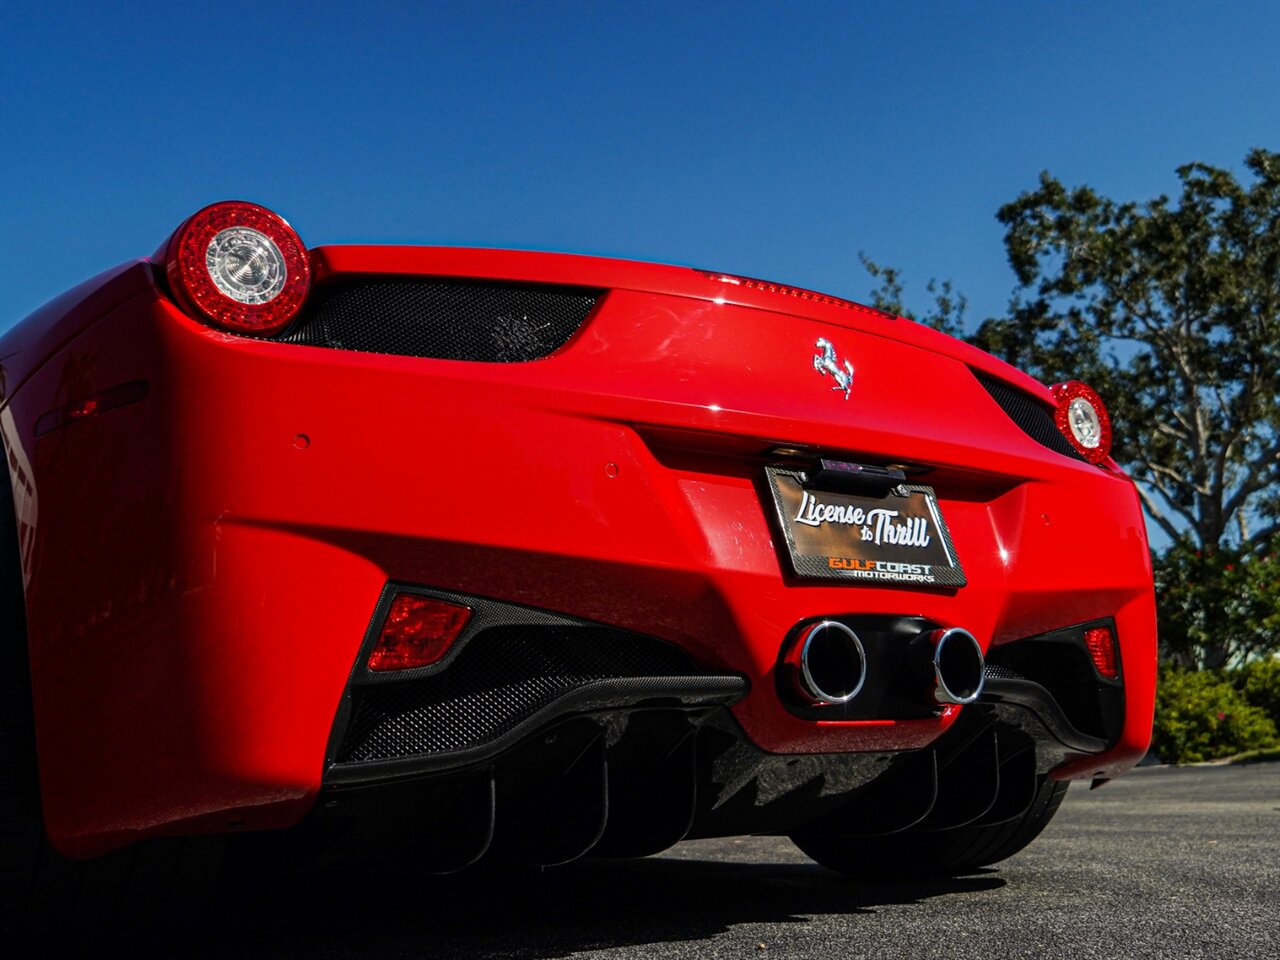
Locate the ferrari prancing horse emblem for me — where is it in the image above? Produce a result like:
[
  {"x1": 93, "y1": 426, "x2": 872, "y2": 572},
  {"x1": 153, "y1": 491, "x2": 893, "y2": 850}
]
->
[{"x1": 813, "y1": 338, "x2": 854, "y2": 399}]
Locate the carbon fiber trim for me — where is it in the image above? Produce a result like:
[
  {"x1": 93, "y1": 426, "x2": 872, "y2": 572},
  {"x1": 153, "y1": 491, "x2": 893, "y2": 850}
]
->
[
  {"x1": 308, "y1": 702, "x2": 1084, "y2": 869},
  {"x1": 764, "y1": 467, "x2": 966, "y2": 589}
]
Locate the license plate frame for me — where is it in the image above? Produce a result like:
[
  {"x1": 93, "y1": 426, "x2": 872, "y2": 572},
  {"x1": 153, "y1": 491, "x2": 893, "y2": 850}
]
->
[{"x1": 764, "y1": 465, "x2": 966, "y2": 588}]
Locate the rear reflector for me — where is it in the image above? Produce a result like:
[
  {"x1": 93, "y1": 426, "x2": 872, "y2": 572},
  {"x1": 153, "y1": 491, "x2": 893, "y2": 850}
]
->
[
  {"x1": 34, "y1": 380, "x2": 150, "y2": 437},
  {"x1": 367, "y1": 593, "x2": 472, "y2": 671},
  {"x1": 1084, "y1": 626, "x2": 1119, "y2": 679}
]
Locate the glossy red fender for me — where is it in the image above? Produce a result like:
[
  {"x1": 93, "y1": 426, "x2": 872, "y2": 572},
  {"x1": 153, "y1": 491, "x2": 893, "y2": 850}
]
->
[{"x1": 0, "y1": 245, "x2": 1157, "y2": 856}]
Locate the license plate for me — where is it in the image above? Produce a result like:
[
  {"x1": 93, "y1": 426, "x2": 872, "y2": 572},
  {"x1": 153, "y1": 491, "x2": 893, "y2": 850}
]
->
[{"x1": 764, "y1": 465, "x2": 966, "y2": 587}]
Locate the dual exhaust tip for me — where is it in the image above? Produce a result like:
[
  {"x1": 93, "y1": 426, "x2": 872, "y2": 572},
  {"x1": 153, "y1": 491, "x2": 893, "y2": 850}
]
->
[{"x1": 789, "y1": 621, "x2": 985, "y2": 708}]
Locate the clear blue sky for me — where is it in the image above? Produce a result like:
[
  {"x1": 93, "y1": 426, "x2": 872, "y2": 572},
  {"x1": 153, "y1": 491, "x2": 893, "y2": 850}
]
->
[{"x1": 0, "y1": 0, "x2": 1276, "y2": 334}]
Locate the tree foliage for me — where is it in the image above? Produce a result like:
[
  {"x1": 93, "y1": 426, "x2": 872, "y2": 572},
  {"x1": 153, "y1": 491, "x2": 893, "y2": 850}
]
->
[
  {"x1": 858, "y1": 253, "x2": 967, "y2": 338},
  {"x1": 1154, "y1": 541, "x2": 1280, "y2": 669},
  {"x1": 970, "y1": 149, "x2": 1280, "y2": 552},
  {"x1": 1151, "y1": 663, "x2": 1278, "y2": 763},
  {"x1": 860, "y1": 150, "x2": 1280, "y2": 670},
  {"x1": 1235, "y1": 656, "x2": 1280, "y2": 730}
]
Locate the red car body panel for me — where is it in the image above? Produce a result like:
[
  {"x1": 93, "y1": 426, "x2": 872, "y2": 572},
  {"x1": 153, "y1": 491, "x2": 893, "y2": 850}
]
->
[{"x1": 1, "y1": 246, "x2": 1156, "y2": 858}]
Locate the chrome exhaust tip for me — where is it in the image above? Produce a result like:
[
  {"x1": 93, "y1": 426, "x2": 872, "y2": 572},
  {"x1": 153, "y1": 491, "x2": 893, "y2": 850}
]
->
[
  {"x1": 792, "y1": 620, "x2": 868, "y2": 705},
  {"x1": 921, "y1": 627, "x2": 985, "y2": 705}
]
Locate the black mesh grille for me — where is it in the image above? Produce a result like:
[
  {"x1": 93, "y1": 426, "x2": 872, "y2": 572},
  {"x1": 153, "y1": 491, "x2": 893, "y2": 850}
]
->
[
  {"x1": 338, "y1": 627, "x2": 699, "y2": 763},
  {"x1": 976, "y1": 374, "x2": 1087, "y2": 463},
  {"x1": 282, "y1": 279, "x2": 600, "y2": 362},
  {"x1": 982, "y1": 663, "x2": 1027, "y2": 681},
  {"x1": 986, "y1": 623, "x2": 1124, "y2": 743}
]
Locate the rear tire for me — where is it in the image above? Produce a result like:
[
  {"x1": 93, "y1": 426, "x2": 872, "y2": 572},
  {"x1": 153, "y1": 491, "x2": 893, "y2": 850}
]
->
[
  {"x1": 0, "y1": 446, "x2": 222, "y2": 944},
  {"x1": 791, "y1": 775, "x2": 1069, "y2": 879}
]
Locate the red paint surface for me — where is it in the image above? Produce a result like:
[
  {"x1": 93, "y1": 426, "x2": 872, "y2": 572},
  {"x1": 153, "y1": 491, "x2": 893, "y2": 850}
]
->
[{"x1": 0, "y1": 244, "x2": 1157, "y2": 857}]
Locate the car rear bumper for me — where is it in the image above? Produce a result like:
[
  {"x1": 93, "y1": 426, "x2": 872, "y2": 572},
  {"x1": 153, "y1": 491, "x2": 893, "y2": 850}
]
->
[{"x1": 4, "y1": 259, "x2": 1156, "y2": 855}]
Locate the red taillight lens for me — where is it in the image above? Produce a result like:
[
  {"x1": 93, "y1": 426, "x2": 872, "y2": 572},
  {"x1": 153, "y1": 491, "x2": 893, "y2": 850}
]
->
[
  {"x1": 1050, "y1": 381, "x2": 1113, "y2": 464},
  {"x1": 367, "y1": 594, "x2": 472, "y2": 672},
  {"x1": 159, "y1": 200, "x2": 310, "y2": 335},
  {"x1": 1084, "y1": 626, "x2": 1119, "y2": 679},
  {"x1": 33, "y1": 380, "x2": 150, "y2": 437}
]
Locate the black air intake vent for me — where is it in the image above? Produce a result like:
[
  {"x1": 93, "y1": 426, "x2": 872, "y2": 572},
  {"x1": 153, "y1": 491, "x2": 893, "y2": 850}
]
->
[
  {"x1": 975, "y1": 374, "x2": 1087, "y2": 463},
  {"x1": 283, "y1": 279, "x2": 601, "y2": 362},
  {"x1": 985, "y1": 620, "x2": 1125, "y2": 744},
  {"x1": 337, "y1": 627, "x2": 703, "y2": 763}
]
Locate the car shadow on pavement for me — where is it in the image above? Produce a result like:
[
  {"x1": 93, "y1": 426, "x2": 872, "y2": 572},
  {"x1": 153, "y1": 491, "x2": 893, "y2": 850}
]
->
[{"x1": 184, "y1": 855, "x2": 1005, "y2": 958}]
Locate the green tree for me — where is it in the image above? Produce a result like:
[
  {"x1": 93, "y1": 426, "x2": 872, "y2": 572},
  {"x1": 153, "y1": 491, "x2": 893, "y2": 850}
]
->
[
  {"x1": 971, "y1": 149, "x2": 1280, "y2": 553},
  {"x1": 858, "y1": 253, "x2": 967, "y2": 338},
  {"x1": 862, "y1": 149, "x2": 1280, "y2": 669},
  {"x1": 1154, "y1": 543, "x2": 1280, "y2": 669}
]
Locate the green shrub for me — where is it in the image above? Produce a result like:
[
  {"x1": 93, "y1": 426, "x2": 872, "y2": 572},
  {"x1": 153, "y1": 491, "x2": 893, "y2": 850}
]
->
[
  {"x1": 1234, "y1": 657, "x2": 1280, "y2": 729},
  {"x1": 1151, "y1": 664, "x2": 1279, "y2": 764},
  {"x1": 1155, "y1": 544, "x2": 1280, "y2": 670}
]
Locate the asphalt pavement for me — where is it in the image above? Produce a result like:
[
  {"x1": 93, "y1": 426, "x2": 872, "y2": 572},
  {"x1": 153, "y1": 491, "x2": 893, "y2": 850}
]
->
[{"x1": 186, "y1": 762, "x2": 1279, "y2": 959}]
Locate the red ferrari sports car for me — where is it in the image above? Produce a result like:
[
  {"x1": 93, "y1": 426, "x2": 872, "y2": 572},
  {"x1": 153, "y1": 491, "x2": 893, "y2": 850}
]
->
[{"x1": 1, "y1": 202, "x2": 1155, "y2": 932}]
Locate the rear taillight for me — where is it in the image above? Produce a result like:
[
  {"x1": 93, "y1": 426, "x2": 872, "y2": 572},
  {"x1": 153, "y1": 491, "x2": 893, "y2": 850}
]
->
[
  {"x1": 1050, "y1": 381, "x2": 1112, "y2": 464},
  {"x1": 367, "y1": 593, "x2": 473, "y2": 672},
  {"x1": 34, "y1": 380, "x2": 149, "y2": 437},
  {"x1": 1084, "y1": 625, "x2": 1119, "y2": 679},
  {"x1": 158, "y1": 201, "x2": 310, "y2": 335}
]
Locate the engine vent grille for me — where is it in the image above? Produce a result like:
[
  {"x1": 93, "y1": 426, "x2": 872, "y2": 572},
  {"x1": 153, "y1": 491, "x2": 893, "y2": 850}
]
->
[
  {"x1": 282, "y1": 279, "x2": 600, "y2": 362},
  {"x1": 337, "y1": 626, "x2": 700, "y2": 763},
  {"x1": 976, "y1": 374, "x2": 1087, "y2": 463}
]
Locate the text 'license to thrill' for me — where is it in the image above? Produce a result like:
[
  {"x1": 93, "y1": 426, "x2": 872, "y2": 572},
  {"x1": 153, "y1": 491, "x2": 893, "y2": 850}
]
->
[{"x1": 765, "y1": 467, "x2": 966, "y2": 588}]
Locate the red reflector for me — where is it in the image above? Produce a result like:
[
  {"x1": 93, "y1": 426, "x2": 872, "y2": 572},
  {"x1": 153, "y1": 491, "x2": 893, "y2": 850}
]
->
[
  {"x1": 1084, "y1": 626, "x2": 1118, "y2": 679},
  {"x1": 367, "y1": 594, "x2": 472, "y2": 672},
  {"x1": 33, "y1": 380, "x2": 150, "y2": 437}
]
